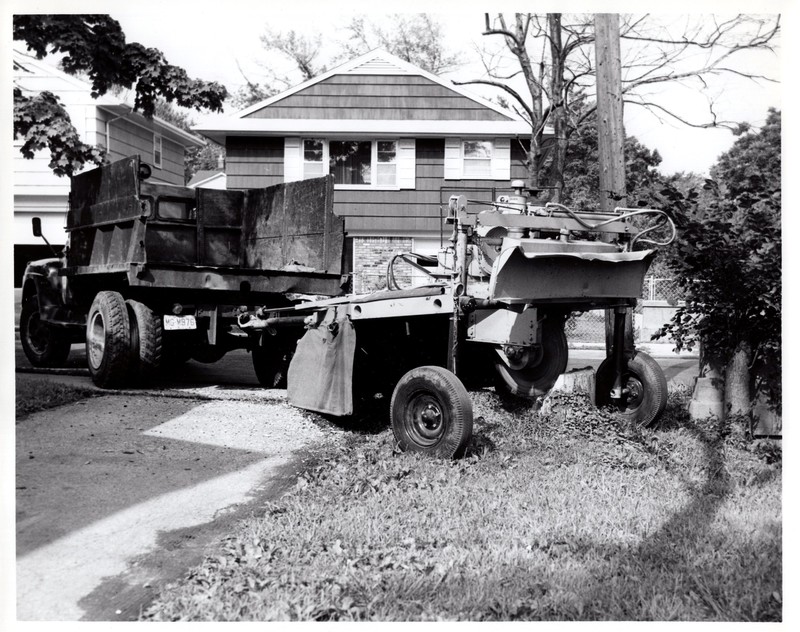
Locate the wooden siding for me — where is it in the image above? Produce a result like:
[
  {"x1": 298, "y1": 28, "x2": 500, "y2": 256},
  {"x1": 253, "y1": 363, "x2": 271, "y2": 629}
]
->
[
  {"x1": 96, "y1": 113, "x2": 185, "y2": 185},
  {"x1": 245, "y1": 75, "x2": 511, "y2": 122},
  {"x1": 226, "y1": 136, "x2": 284, "y2": 190},
  {"x1": 227, "y1": 137, "x2": 529, "y2": 236}
]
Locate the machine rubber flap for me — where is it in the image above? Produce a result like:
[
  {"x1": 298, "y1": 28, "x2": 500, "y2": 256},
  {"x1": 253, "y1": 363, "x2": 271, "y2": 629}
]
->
[{"x1": 287, "y1": 312, "x2": 355, "y2": 416}]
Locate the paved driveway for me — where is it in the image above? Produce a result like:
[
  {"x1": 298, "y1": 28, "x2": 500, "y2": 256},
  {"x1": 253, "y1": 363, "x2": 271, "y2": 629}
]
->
[{"x1": 15, "y1": 379, "x2": 336, "y2": 621}]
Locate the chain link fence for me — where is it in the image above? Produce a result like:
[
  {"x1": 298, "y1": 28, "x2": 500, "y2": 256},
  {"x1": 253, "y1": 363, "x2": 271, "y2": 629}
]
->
[{"x1": 566, "y1": 277, "x2": 684, "y2": 344}]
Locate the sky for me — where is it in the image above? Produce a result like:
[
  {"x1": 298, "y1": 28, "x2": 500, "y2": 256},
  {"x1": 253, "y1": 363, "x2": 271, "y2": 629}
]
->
[{"x1": 59, "y1": 2, "x2": 785, "y2": 177}]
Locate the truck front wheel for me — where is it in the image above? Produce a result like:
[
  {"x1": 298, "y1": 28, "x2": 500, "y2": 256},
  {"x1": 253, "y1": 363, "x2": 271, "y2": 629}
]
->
[
  {"x1": 20, "y1": 295, "x2": 71, "y2": 367},
  {"x1": 390, "y1": 366, "x2": 473, "y2": 459},
  {"x1": 86, "y1": 291, "x2": 132, "y2": 388}
]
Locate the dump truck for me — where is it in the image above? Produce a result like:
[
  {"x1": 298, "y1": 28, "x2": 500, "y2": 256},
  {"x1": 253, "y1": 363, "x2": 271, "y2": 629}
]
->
[
  {"x1": 238, "y1": 182, "x2": 676, "y2": 457},
  {"x1": 20, "y1": 156, "x2": 346, "y2": 388}
]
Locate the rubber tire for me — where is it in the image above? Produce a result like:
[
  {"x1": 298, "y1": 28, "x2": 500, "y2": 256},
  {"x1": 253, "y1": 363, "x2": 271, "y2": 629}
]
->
[
  {"x1": 494, "y1": 317, "x2": 568, "y2": 398},
  {"x1": 253, "y1": 335, "x2": 294, "y2": 389},
  {"x1": 19, "y1": 295, "x2": 72, "y2": 368},
  {"x1": 86, "y1": 291, "x2": 132, "y2": 388},
  {"x1": 595, "y1": 350, "x2": 668, "y2": 427},
  {"x1": 126, "y1": 299, "x2": 162, "y2": 382},
  {"x1": 390, "y1": 366, "x2": 473, "y2": 459}
]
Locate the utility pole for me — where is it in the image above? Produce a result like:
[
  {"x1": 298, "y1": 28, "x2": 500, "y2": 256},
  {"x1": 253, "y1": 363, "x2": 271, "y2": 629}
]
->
[{"x1": 594, "y1": 13, "x2": 633, "y2": 353}]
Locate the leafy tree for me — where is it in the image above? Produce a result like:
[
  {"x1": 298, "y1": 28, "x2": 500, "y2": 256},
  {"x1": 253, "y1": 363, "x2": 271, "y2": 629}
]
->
[
  {"x1": 654, "y1": 109, "x2": 781, "y2": 415},
  {"x1": 561, "y1": 112, "x2": 665, "y2": 209},
  {"x1": 13, "y1": 14, "x2": 228, "y2": 176}
]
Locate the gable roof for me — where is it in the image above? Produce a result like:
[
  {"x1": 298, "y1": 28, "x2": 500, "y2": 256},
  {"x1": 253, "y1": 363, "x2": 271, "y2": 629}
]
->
[
  {"x1": 234, "y1": 49, "x2": 524, "y2": 122},
  {"x1": 195, "y1": 49, "x2": 532, "y2": 143}
]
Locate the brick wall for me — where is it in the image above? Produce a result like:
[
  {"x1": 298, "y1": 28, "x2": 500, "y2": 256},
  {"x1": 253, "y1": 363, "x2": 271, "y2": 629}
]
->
[{"x1": 352, "y1": 237, "x2": 414, "y2": 293}]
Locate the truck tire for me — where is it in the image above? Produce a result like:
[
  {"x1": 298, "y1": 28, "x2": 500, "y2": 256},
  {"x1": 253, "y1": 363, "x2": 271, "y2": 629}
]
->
[
  {"x1": 19, "y1": 294, "x2": 71, "y2": 367},
  {"x1": 252, "y1": 335, "x2": 293, "y2": 389},
  {"x1": 390, "y1": 366, "x2": 473, "y2": 459},
  {"x1": 86, "y1": 291, "x2": 132, "y2": 388},
  {"x1": 595, "y1": 350, "x2": 668, "y2": 427},
  {"x1": 494, "y1": 317, "x2": 568, "y2": 398},
  {"x1": 126, "y1": 299, "x2": 162, "y2": 382}
]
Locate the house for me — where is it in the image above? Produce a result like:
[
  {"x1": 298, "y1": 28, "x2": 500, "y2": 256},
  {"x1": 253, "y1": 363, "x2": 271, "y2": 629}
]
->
[
  {"x1": 12, "y1": 48, "x2": 205, "y2": 285},
  {"x1": 194, "y1": 49, "x2": 533, "y2": 292},
  {"x1": 187, "y1": 169, "x2": 227, "y2": 190}
]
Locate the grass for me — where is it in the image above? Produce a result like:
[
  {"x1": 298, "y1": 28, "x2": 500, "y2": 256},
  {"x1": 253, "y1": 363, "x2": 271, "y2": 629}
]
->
[
  {"x1": 143, "y1": 385, "x2": 781, "y2": 622},
  {"x1": 15, "y1": 377, "x2": 98, "y2": 419}
]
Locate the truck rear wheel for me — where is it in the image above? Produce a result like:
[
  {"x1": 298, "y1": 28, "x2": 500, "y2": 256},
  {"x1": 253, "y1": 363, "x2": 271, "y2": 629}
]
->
[
  {"x1": 126, "y1": 299, "x2": 162, "y2": 382},
  {"x1": 20, "y1": 295, "x2": 71, "y2": 367},
  {"x1": 390, "y1": 366, "x2": 473, "y2": 459},
  {"x1": 595, "y1": 351, "x2": 668, "y2": 427},
  {"x1": 86, "y1": 291, "x2": 132, "y2": 388},
  {"x1": 252, "y1": 334, "x2": 294, "y2": 388}
]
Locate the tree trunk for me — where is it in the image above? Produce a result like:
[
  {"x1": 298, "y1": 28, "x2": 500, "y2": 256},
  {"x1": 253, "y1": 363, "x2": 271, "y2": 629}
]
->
[{"x1": 724, "y1": 340, "x2": 752, "y2": 417}]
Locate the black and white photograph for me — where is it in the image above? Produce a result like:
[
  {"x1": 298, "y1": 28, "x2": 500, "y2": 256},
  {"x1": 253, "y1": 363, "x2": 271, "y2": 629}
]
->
[{"x1": 2, "y1": 0, "x2": 788, "y2": 625}]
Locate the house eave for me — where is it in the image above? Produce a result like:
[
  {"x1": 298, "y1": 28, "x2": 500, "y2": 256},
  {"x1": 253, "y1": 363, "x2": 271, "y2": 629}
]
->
[
  {"x1": 194, "y1": 118, "x2": 537, "y2": 145},
  {"x1": 98, "y1": 105, "x2": 205, "y2": 148}
]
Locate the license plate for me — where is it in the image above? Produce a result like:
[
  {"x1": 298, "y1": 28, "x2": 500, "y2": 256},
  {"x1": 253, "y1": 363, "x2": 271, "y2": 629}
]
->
[{"x1": 164, "y1": 315, "x2": 196, "y2": 330}]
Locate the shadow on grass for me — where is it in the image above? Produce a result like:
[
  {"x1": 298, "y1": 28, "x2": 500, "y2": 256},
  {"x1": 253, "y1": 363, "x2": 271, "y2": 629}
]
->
[{"x1": 555, "y1": 420, "x2": 781, "y2": 621}]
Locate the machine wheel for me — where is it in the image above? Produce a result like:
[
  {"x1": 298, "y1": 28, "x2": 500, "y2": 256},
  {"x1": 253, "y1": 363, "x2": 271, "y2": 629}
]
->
[
  {"x1": 595, "y1": 351, "x2": 668, "y2": 427},
  {"x1": 494, "y1": 316, "x2": 568, "y2": 398},
  {"x1": 126, "y1": 299, "x2": 162, "y2": 381},
  {"x1": 86, "y1": 291, "x2": 132, "y2": 388},
  {"x1": 19, "y1": 294, "x2": 71, "y2": 367},
  {"x1": 253, "y1": 334, "x2": 294, "y2": 389},
  {"x1": 390, "y1": 366, "x2": 473, "y2": 459}
]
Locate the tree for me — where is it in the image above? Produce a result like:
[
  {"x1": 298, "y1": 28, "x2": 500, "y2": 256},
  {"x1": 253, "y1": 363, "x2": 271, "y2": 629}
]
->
[
  {"x1": 13, "y1": 14, "x2": 228, "y2": 176},
  {"x1": 232, "y1": 14, "x2": 461, "y2": 109},
  {"x1": 454, "y1": 13, "x2": 780, "y2": 200},
  {"x1": 153, "y1": 100, "x2": 226, "y2": 182},
  {"x1": 561, "y1": 112, "x2": 665, "y2": 209},
  {"x1": 654, "y1": 108, "x2": 781, "y2": 416}
]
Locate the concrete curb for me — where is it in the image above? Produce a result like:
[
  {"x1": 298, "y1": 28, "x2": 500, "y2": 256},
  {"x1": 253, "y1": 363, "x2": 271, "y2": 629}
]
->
[{"x1": 569, "y1": 342, "x2": 698, "y2": 359}]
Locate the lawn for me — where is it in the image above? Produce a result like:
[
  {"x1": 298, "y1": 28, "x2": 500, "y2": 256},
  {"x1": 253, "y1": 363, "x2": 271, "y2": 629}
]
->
[
  {"x1": 15, "y1": 376, "x2": 98, "y2": 419},
  {"x1": 144, "y1": 386, "x2": 781, "y2": 621}
]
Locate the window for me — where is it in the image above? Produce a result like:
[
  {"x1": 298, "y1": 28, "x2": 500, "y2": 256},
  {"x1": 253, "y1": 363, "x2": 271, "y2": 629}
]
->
[
  {"x1": 444, "y1": 137, "x2": 510, "y2": 180},
  {"x1": 376, "y1": 141, "x2": 397, "y2": 186},
  {"x1": 303, "y1": 139, "x2": 325, "y2": 179},
  {"x1": 463, "y1": 140, "x2": 493, "y2": 178},
  {"x1": 153, "y1": 134, "x2": 163, "y2": 168},
  {"x1": 287, "y1": 138, "x2": 413, "y2": 188},
  {"x1": 300, "y1": 139, "x2": 398, "y2": 188}
]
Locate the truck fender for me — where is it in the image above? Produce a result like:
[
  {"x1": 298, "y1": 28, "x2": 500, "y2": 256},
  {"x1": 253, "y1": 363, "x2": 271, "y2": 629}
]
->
[{"x1": 21, "y1": 259, "x2": 66, "y2": 312}]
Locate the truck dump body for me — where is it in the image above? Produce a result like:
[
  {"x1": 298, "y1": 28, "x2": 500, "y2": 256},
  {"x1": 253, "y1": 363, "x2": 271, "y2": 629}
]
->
[{"x1": 65, "y1": 157, "x2": 345, "y2": 297}]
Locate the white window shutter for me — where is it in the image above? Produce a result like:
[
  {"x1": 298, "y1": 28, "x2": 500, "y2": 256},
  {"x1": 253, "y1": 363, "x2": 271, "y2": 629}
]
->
[
  {"x1": 444, "y1": 137, "x2": 462, "y2": 180},
  {"x1": 397, "y1": 139, "x2": 416, "y2": 189},
  {"x1": 492, "y1": 137, "x2": 511, "y2": 180},
  {"x1": 284, "y1": 137, "x2": 302, "y2": 182}
]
